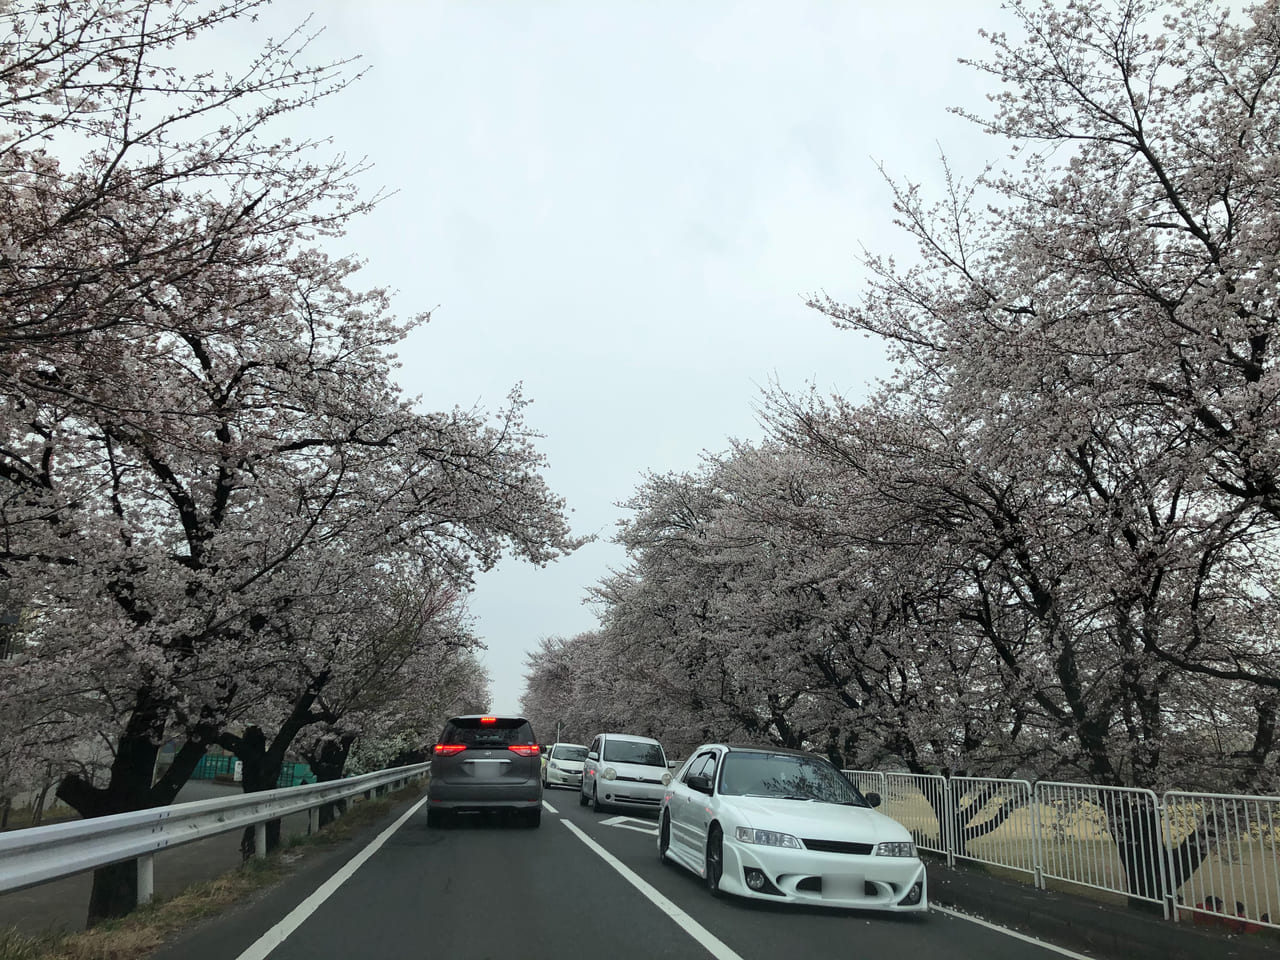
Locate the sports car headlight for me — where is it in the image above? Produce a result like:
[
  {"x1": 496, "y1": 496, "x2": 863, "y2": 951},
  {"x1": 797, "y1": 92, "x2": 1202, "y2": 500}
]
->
[
  {"x1": 735, "y1": 827, "x2": 802, "y2": 848},
  {"x1": 875, "y1": 841, "x2": 917, "y2": 857},
  {"x1": 661, "y1": 772, "x2": 672, "y2": 785},
  {"x1": 602, "y1": 767, "x2": 617, "y2": 780}
]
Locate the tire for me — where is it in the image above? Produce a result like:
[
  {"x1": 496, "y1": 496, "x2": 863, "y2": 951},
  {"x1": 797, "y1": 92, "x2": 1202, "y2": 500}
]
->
[
  {"x1": 659, "y1": 812, "x2": 672, "y2": 862},
  {"x1": 579, "y1": 784, "x2": 589, "y2": 806},
  {"x1": 591, "y1": 784, "x2": 603, "y2": 813},
  {"x1": 427, "y1": 807, "x2": 447, "y2": 829},
  {"x1": 526, "y1": 807, "x2": 542, "y2": 828},
  {"x1": 705, "y1": 825, "x2": 724, "y2": 897}
]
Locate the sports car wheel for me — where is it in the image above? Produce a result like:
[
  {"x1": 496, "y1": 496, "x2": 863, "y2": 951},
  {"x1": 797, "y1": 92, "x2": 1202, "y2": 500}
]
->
[{"x1": 705, "y1": 825, "x2": 724, "y2": 896}]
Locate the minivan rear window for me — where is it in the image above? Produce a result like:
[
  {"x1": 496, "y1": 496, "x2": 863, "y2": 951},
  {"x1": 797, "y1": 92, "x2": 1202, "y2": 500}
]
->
[{"x1": 441, "y1": 717, "x2": 536, "y2": 747}]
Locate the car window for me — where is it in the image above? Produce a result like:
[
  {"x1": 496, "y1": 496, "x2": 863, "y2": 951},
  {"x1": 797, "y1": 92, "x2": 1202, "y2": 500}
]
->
[
  {"x1": 683, "y1": 752, "x2": 714, "y2": 782},
  {"x1": 718, "y1": 752, "x2": 867, "y2": 805},
  {"x1": 602, "y1": 739, "x2": 666, "y2": 767},
  {"x1": 553, "y1": 745, "x2": 587, "y2": 761},
  {"x1": 441, "y1": 717, "x2": 536, "y2": 747},
  {"x1": 702, "y1": 752, "x2": 718, "y2": 788}
]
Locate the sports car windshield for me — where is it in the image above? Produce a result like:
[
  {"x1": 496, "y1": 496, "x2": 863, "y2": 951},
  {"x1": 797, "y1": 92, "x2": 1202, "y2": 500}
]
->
[{"x1": 719, "y1": 752, "x2": 869, "y2": 806}]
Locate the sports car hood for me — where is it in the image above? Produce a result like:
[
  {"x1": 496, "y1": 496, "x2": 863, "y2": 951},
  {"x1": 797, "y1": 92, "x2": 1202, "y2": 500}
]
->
[{"x1": 729, "y1": 796, "x2": 912, "y2": 844}]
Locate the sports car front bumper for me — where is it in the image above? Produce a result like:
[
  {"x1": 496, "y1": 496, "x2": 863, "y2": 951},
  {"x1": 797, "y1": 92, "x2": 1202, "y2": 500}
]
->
[{"x1": 719, "y1": 839, "x2": 928, "y2": 911}]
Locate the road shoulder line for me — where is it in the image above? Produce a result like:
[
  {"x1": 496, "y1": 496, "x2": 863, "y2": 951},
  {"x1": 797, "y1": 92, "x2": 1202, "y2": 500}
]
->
[
  {"x1": 933, "y1": 905, "x2": 1098, "y2": 959},
  {"x1": 232, "y1": 796, "x2": 429, "y2": 960}
]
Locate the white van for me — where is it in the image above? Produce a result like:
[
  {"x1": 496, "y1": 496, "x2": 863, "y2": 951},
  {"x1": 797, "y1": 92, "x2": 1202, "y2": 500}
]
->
[{"x1": 579, "y1": 732, "x2": 671, "y2": 813}]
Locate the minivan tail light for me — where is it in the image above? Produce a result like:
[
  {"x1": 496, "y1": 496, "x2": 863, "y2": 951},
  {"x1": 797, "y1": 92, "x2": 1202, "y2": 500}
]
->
[
  {"x1": 480, "y1": 717, "x2": 498, "y2": 724},
  {"x1": 508, "y1": 744, "x2": 539, "y2": 757},
  {"x1": 434, "y1": 744, "x2": 466, "y2": 756}
]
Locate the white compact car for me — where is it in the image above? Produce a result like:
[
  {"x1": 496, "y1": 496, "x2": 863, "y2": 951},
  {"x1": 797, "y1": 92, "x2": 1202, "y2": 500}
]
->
[
  {"x1": 580, "y1": 733, "x2": 671, "y2": 813},
  {"x1": 541, "y1": 742, "x2": 588, "y2": 789},
  {"x1": 658, "y1": 743, "x2": 927, "y2": 912}
]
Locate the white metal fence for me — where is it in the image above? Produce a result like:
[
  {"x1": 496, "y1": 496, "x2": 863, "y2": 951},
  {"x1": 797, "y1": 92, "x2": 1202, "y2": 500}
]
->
[
  {"x1": 952, "y1": 776, "x2": 1036, "y2": 879},
  {"x1": 0, "y1": 762, "x2": 428, "y2": 906},
  {"x1": 842, "y1": 769, "x2": 1280, "y2": 931},
  {"x1": 1164, "y1": 790, "x2": 1280, "y2": 931}
]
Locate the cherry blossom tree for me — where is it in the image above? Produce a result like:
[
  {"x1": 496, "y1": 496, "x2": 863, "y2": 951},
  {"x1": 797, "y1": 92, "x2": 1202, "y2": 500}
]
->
[
  {"x1": 0, "y1": 0, "x2": 581, "y2": 922},
  {"x1": 793, "y1": 0, "x2": 1280, "y2": 899}
]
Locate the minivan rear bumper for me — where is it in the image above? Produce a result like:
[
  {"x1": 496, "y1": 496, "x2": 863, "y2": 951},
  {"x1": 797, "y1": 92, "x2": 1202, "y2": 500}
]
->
[{"x1": 428, "y1": 780, "x2": 542, "y2": 810}]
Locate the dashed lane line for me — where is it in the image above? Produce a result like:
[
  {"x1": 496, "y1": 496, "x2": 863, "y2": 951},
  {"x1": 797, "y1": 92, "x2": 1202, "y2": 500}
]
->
[{"x1": 561, "y1": 819, "x2": 744, "y2": 960}]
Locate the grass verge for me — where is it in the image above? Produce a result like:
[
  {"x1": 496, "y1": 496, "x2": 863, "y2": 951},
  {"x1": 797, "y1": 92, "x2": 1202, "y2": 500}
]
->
[{"x1": 0, "y1": 782, "x2": 426, "y2": 960}]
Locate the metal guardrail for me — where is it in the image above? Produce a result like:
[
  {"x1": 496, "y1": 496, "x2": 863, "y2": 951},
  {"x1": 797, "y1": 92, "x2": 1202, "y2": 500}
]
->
[
  {"x1": 0, "y1": 762, "x2": 429, "y2": 905},
  {"x1": 843, "y1": 769, "x2": 1280, "y2": 933}
]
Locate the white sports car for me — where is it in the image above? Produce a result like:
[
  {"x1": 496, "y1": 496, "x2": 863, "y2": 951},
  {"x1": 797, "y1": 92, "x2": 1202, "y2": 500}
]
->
[{"x1": 658, "y1": 744, "x2": 927, "y2": 912}]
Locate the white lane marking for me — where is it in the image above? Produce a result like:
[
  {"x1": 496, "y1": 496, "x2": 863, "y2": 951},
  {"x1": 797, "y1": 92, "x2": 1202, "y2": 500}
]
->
[
  {"x1": 933, "y1": 905, "x2": 1098, "y2": 959},
  {"x1": 233, "y1": 796, "x2": 429, "y2": 960},
  {"x1": 600, "y1": 815, "x2": 658, "y2": 836},
  {"x1": 543, "y1": 799, "x2": 559, "y2": 813},
  {"x1": 562, "y1": 820, "x2": 743, "y2": 960}
]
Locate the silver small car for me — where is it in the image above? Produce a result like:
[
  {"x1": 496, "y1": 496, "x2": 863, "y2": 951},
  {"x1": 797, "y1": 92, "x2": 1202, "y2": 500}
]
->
[
  {"x1": 580, "y1": 732, "x2": 671, "y2": 813},
  {"x1": 427, "y1": 715, "x2": 543, "y2": 827},
  {"x1": 541, "y1": 742, "x2": 588, "y2": 789}
]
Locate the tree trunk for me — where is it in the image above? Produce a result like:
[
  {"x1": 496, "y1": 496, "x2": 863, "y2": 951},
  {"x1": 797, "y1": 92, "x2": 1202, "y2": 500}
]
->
[
  {"x1": 305, "y1": 735, "x2": 354, "y2": 828},
  {"x1": 55, "y1": 691, "x2": 213, "y2": 926},
  {"x1": 224, "y1": 726, "x2": 285, "y2": 860},
  {"x1": 1102, "y1": 793, "x2": 1211, "y2": 912}
]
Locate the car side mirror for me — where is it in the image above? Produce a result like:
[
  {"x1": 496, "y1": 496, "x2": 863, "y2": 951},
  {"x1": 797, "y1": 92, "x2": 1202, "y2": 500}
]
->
[
  {"x1": 864, "y1": 791, "x2": 882, "y2": 808},
  {"x1": 587, "y1": 751, "x2": 598, "y2": 761},
  {"x1": 687, "y1": 774, "x2": 713, "y2": 795}
]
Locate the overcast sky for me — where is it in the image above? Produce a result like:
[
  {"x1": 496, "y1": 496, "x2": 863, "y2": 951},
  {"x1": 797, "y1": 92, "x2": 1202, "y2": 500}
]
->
[{"x1": 236, "y1": 0, "x2": 1021, "y2": 714}]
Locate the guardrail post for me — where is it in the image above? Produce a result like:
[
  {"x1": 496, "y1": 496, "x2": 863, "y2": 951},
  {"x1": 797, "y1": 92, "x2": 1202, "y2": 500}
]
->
[
  {"x1": 137, "y1": 854, "x2": 154, "y2": 905},
  {"x1": 254, "y1": 822, "x2": 267, "y2": 859},
  {"x1": 1031, "y1": 782, "x2": 1045, "y2": 890},
  {"x1": 308, "y1": 806, "x2": 317, "y2": 835},
  {"x1": 943, "y1": 777, "x2": 956, "y2": 868},
  {"x1": 1156, "y1": 797, "x2": 1175, "y2": 922}
]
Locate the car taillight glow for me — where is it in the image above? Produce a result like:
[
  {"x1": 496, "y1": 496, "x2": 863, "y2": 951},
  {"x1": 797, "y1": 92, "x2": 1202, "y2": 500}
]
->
[
  {"x1": 433, "y1": 744, "x2": 466, "y2": 756},
  {"x1": 480, "y1": 716, "x2": 498, "y2": 725},
  {"x1": 509, "y1": 744, "x2": 539, "y2": 757}
]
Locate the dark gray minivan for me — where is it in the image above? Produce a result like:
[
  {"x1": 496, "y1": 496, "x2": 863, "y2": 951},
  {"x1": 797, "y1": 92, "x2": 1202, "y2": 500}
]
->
[{"x1": 427, "y1": 715, "x2": 543, "y2": 827}]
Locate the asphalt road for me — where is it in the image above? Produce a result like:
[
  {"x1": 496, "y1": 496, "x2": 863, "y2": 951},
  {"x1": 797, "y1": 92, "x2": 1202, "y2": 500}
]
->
[{"x1": 153, "y1": 788, "x2": 1087, "y2": 960}]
